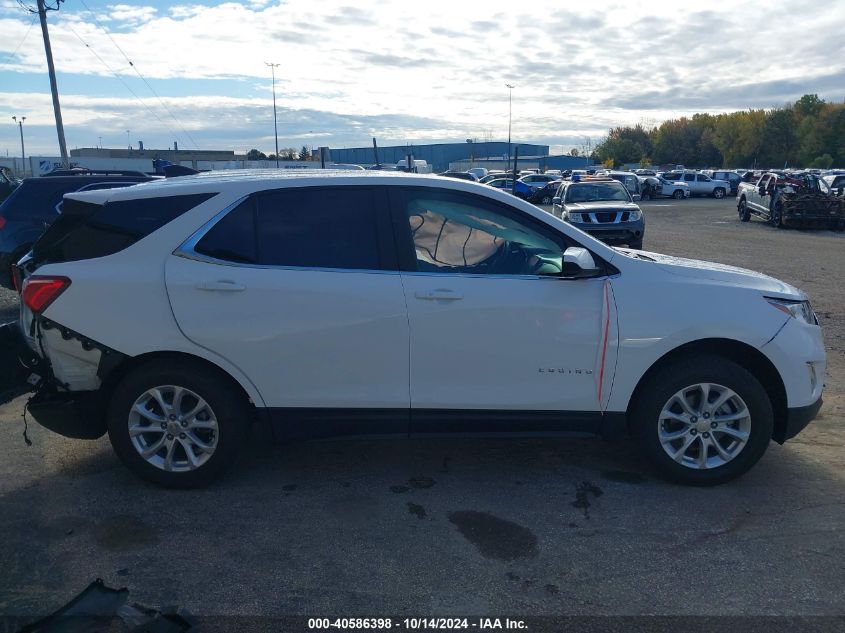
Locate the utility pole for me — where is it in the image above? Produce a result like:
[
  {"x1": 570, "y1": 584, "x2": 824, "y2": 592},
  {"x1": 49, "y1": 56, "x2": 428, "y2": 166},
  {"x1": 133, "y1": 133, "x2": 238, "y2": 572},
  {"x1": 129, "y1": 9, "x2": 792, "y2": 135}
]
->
[
  {"x1": 34, "y1": 0, "x2": 69, "y2": 168},
  {"x1": 265, "y1": 62, "x2": 280, "y2": 168},
  {"x1": 505, "y1": 84, "x2": 515, "y2": 174},
  {"x1": 12, "y1": 116, "x2": 26, "y2": 177}
]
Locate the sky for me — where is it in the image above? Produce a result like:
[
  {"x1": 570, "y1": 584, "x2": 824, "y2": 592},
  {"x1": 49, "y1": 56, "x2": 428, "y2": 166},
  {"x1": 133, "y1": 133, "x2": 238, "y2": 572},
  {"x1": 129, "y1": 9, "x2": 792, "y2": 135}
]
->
[{"x1": 0, "y1": 0, "x2": 844, "y2": 157}]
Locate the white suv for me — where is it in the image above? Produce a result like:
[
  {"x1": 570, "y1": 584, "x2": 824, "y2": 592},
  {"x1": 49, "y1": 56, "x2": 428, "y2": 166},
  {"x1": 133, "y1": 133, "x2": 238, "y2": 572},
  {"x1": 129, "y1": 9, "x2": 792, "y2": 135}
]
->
[{"x1": 4, "y1": 171, "x2": 825, "y2": 487}]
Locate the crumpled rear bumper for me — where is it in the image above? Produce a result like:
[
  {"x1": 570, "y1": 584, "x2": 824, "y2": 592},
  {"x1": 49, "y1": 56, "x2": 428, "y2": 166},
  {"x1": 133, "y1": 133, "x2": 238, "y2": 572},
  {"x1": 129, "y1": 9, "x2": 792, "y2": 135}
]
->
[{"x1": 0, "y1": 319, "x2": 108, "y2": 439}]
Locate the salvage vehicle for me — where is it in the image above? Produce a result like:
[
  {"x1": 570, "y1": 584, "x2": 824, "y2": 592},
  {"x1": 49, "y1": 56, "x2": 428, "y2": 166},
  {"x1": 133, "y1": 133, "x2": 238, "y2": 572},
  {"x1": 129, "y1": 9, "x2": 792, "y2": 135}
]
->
[
  {"x1": 661, "y1": 171, "x2": 731, "y2": 198},
  {"x1": 701, "y1": 170, "x2": 742, "y2": 196},
  {"x1": 737, "y1": 172, "x2": 845, "y2": 229},
  {"x1": 639, "y1": 175, "x2": 690, "y2": 200},
  {"x1": 1, "y1": 172, "x2": 825, "y2": 488},
  {"x1": 551, "y1": 177, "x2": 645, "y2": 248},
  {"x1": 604, "y1": 171, "x2": 642, "y2": 201},
  {"x1": 518, "y1": 173, "x2": 559, "y2": 191},
  {"x1": 527, "y1": 180, "x2": 563, "y2": 205},
  {"x1": 0, "y1": 170, "x2": 154, "y2": 289},
  {"x1": 822, "y1": 174, "x2": 845, "y2": 197}
]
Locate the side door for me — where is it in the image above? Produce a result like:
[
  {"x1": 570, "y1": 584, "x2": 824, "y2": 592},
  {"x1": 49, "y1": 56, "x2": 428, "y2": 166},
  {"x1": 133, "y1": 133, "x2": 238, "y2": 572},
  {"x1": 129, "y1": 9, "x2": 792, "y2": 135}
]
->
[
  {"x1": 165, "y1": 186, "x2": 410, "y2": 430},
  {"x1": 696, "y1": 174, "x2": 713, "y2": 194},
  {"x1": 749, "y1": 176, "x2": 770, "y2": 213},
  {"x1": 389, "y1": 186, "x2": 616, "y2": 433},
  {"x1": 683, "y1": 172, "x2": 698, "y2": 194}
]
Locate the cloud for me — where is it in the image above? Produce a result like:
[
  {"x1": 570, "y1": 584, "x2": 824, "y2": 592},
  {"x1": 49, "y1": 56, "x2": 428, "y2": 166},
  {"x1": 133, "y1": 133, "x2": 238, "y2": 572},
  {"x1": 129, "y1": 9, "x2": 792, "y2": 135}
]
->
[
  {"x1": 105, "y1": 4, "x2": 158, "y2": 23},
  {"x1": 0, "y1": 0, "x2": 843, "y2": 155}
]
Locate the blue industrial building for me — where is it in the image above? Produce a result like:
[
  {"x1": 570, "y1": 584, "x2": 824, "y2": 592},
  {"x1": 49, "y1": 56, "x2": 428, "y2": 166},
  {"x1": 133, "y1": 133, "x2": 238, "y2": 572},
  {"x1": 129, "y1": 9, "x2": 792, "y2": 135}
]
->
[
  {"x1": 328, "y1": 141, "x2": 549, "y2": 172},
  {"x1": 327, "y1": 141, "x2": 592, "y2": 172}
]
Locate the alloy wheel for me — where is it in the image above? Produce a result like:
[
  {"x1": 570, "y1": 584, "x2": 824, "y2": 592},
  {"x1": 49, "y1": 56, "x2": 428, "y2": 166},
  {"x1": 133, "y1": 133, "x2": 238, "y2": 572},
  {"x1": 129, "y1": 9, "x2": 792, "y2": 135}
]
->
[
  {"x1": 657, "y1": 383, "x2": 751, "y2": 470},
  {"x1": 128, "y1": 385, "x2": 219, "y2": 472}
]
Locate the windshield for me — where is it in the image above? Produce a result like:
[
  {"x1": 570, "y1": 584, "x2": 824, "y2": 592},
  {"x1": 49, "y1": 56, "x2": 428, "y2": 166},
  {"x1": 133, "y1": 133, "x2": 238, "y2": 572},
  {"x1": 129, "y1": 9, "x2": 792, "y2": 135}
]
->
[{"x1": 565, "y1": 182, "x2": 630, "y2": 203}]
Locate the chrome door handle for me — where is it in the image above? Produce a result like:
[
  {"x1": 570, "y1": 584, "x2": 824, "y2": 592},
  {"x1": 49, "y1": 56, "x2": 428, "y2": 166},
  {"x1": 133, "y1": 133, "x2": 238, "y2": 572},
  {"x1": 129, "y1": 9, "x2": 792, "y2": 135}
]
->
[
  {"x1": 197, "y1": 280, "x2": 246, "y2": 292},
  {"x1": 414, "y1": 289, "x2": 463, "y2": 301}
]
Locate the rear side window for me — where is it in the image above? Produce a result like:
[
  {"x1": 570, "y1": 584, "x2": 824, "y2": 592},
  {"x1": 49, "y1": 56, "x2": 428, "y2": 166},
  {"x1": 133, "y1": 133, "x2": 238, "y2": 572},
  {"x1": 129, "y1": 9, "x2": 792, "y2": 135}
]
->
[
  {"x1": 35, "y1": 192, "x2": 216, "y2": 264},
  {"x1": 194, "y1": 187, "x2": 383, "y2": 270}
]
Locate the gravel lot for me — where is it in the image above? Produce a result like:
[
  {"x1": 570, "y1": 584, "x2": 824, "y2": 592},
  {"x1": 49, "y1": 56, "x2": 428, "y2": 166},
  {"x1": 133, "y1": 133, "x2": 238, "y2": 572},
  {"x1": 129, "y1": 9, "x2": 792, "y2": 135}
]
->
[{"x1": 0, "y1": 197, "x2": 843, "y2": 624}]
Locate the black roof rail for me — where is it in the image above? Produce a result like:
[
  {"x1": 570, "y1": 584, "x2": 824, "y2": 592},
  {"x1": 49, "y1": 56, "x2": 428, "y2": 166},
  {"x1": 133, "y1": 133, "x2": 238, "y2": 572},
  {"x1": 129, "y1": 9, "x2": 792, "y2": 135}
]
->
[{"x1": 43, "y1": 168, "x2": 150, "y2": 178}]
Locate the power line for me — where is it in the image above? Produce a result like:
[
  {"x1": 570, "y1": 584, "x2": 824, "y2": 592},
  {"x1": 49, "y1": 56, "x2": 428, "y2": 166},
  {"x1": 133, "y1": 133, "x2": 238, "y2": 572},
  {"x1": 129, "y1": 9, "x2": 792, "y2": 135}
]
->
[
  {"x1": 65, "y1": 23, "x2": 183, "y2": 145},
  {"x1": 76, "y1": 0, "x2": 201, "y2": 150}
]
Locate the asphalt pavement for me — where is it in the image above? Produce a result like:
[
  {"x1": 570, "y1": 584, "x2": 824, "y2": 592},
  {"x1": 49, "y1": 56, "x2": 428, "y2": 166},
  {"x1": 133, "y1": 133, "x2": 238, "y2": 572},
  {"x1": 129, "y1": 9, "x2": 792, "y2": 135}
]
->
[{"x1": 0, "y1": 197, "x2": 843, "y2": 624}]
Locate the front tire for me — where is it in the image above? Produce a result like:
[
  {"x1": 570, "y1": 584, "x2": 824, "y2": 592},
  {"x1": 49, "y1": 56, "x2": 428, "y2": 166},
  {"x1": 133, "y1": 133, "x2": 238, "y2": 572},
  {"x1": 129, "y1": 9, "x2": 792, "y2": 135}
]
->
[
  {"x1": 630, "y1": 355, "x2": 773, "y2": 486},
  {"x1": 770, "y1": 203, "x2": 785, "y2": 228},
  {"x1": 107, "y1": 359, "x2": 249, "y2": 488},
  {"x1": 673, "y1": 189, "x2": 685, "y2": 200},
  {"x1": 738, "y1": 199, "x2": 750, "y2": 222}
]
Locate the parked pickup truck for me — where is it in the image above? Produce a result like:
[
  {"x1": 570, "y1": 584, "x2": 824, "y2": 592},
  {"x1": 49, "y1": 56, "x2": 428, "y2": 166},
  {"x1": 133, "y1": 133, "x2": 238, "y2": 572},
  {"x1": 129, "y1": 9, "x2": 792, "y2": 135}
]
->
[
  {"x1": 661, "y1": 171, "x2": 731, "y2": 198},
  {"x1": 737, "y1": 172, "x2": 845, "y2": 229}
]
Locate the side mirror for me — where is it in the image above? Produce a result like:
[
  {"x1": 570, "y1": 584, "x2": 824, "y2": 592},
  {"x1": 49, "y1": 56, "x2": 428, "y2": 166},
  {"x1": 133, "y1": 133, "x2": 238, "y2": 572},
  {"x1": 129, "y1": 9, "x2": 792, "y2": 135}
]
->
[
  {"x1": 552, "y1": 196, "x2": 561, "y2": 205},
  {"x1": 631, "y1": 194, "x2": 641, "y2": 202},
  {"x1": 758, "y1": 186, "x2": 766, "y2": 196},
  {"x1": 561, "y1": 247, "x2": 602, "y2": 279}
]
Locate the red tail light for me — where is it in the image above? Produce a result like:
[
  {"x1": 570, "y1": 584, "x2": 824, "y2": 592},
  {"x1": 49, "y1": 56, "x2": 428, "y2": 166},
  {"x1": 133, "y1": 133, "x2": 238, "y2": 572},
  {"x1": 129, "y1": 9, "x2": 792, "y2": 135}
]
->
[
  {"x1": 21, "y1": 275, "x2": 71, "y2": 313},
  {"x1": 0, "y1": 216, "x2": 6, "y2": 230}
]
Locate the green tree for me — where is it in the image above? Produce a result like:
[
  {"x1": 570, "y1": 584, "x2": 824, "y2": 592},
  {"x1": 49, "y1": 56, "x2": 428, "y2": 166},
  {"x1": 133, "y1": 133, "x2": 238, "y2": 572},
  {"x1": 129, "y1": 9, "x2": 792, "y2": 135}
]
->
[
  {"x1": 246, "y1": 148, "x2": 267, "y2": 160},
  {"x1": 808, "y1": 153, "x2": 833, "y2": 169},
  {"x1": 793, "y1": 93, "x2": 824, "y2": 119},
  {"x1": 298, "y1": 146, "x2": 312, "y2": 161}
]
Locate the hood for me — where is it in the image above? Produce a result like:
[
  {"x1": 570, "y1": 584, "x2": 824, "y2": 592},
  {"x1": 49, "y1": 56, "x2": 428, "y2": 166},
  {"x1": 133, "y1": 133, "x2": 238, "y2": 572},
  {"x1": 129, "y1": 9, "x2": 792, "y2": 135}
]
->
[
  {"x1": 630, "y1": 250, "x2": 804, "y2": 297},
  {"x1": 565, "y1": 200, "x2": 639, "y2": 211}
]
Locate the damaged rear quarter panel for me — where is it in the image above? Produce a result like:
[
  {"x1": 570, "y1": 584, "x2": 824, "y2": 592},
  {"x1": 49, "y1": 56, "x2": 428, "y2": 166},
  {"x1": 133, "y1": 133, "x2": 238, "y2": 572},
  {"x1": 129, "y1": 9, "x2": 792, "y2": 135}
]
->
[{"x1": 30, "y1": 187, "x2": 266, "y2": 406}]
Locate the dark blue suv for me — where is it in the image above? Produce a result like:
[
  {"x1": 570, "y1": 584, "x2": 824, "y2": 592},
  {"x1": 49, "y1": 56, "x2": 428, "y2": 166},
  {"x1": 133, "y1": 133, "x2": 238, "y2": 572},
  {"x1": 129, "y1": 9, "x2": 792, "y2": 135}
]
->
[{"x1": 0, "y1": 170, "x2": 153, "y2": 289}]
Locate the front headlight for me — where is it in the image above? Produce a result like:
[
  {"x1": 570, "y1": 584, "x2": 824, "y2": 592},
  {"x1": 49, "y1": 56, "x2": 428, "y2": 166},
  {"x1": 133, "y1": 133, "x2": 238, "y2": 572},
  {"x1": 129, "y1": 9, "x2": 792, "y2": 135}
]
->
[
  {"x1": 766, "y1": 298, "x2": 817, "y2": 325},
  {"x1": 628, "y1": 209, "x2": 642, "y2": 221}
]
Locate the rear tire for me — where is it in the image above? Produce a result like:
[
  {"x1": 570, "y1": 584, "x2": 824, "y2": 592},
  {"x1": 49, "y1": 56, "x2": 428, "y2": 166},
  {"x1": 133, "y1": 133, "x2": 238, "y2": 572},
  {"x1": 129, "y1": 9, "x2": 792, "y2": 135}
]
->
[
  {"x1": 541, "y1": 195, "x2": 552, "y2": 205},
  {"x1": 630, "y1": 355, "x2": 773, "y2": 486},
  {"x1": 107, "y1": 359, "x2": 250, "y2": 488},
  {"x1": 738, "y1": 199, "x2": 750, "y2": 222},
  {"x1": 628, "y1": 239, "x2": 643, "y2": 250},
  {"x1": 713, "y1": 187, "x2": 726, "y2": 199}
]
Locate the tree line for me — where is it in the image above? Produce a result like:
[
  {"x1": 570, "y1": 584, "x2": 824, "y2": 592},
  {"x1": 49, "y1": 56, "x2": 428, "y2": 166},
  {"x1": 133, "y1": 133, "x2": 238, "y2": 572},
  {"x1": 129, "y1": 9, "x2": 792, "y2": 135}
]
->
[
  {"x1": 591, "y1": 94, "x2": 845, "y2": 169},
  {"x1": 246, "y1": 146, "x2": 316, "y2": 161}
]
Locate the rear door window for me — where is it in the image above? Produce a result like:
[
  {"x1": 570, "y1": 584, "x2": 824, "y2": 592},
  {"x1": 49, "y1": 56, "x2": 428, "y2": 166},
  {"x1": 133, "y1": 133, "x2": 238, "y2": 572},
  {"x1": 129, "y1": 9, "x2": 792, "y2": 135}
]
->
[
  {"x1": 192, "y1": 187, "x2": 392, "y2": 271},
  {"x1": 255, "y1": 187, "x2": 383, "y2": 270}
]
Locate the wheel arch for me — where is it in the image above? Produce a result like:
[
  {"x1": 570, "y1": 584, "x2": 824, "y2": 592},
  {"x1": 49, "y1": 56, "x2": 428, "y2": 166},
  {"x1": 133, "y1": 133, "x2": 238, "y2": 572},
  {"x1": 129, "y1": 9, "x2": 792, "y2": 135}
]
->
[
  {"x1": 100, "y1": 350, "x2": 261, "y2": 417},
  {"x1": 625, "y1": 338, "x2": 787, "y2": 441}
]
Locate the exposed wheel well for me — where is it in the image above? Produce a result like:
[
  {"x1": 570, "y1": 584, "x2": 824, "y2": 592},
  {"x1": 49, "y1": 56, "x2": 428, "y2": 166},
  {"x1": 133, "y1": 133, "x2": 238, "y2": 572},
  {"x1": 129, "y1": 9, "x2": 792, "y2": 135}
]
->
[
  {"x1": 626, "y1": 338, "x2": 787, "y2": 441},
  {"x1": 100, "y1": 351, "x2": 257, "y2": 417}
]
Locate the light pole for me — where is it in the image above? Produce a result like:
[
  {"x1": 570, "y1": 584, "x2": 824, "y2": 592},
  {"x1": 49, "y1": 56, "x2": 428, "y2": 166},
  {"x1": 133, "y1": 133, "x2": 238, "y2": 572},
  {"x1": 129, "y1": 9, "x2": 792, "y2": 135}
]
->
[
  {"x1": 12, "y1": 116, "x2": 26, "y2": 177},
  {"x1": 505, "y1": 84, "x2": 515, "y2": 174},
  {"x1": 265, "y1": 62, "x2": 280, "y2": 168}
]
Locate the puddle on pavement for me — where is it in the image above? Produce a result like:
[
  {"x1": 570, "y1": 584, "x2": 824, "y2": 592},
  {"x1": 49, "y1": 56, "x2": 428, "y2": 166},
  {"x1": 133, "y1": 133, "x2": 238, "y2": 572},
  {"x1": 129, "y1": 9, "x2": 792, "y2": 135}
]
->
[{"x1": 448, "y1": 510, "x2": 538, "y2": 561}]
